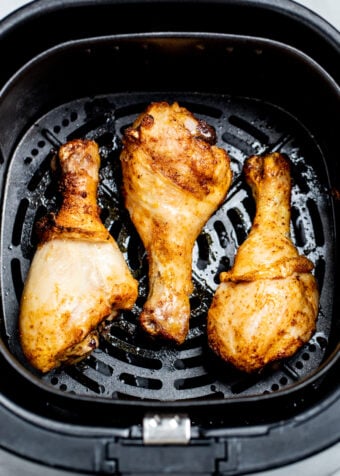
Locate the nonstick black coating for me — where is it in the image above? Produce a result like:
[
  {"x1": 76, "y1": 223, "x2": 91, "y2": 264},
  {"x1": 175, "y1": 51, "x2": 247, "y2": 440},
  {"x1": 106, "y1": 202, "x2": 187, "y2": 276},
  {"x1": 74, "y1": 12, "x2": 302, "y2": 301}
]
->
[
  {"x1": 0, "y1": 90, "x2": 334, "y2": 401},
  {"x1": 0, "y1": 34, "x2": 339, "y2": 409}
]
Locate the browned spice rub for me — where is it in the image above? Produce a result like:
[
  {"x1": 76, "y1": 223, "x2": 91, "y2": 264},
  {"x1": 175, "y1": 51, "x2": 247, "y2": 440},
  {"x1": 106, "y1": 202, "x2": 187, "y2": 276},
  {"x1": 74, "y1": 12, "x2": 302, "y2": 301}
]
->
[
  {"x1": 207, "y1": 153, "x2": 319, "y2": 372},
  {"x1": 120, "y1": 101, "x2": 233, "y2": 344},
  {"x1": 19, "y1": 139, "x2": 138, "y2": 372}
]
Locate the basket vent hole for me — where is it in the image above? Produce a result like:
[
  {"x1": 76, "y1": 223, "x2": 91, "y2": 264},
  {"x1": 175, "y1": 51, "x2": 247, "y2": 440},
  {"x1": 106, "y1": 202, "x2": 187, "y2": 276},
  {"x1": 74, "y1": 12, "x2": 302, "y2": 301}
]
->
[
  {"x1": 27, "y1": 154, "x2": 52, "y2": 192},
  {"x1": 222, "y1": 131, "x2": 257, "y2": 156},
  {"x1": 68, "y1": 115, "x2": 112, "y2": 143},
  {"x1": 11, "y1": 258, "x2": 23, "y2": 303},
  {"x1": 316, "y1": 335, "x2": 328, "y2": 349},
  {"x1": 64, "y1": 367, "x2": 102, "y2": 394},
  {"x1": 196, "y1": 233, "x2": 211, "y2": 270},
  {"x1": 115, "y1": 103, "x2": 148, "y2": 121},
  {"x1": 109, "y1": 219, "x2": 123, "y2": 242},
  {"x1": 127, "y1": 231, "x2": 145, "y2": 271},
  {"x1": 228, "y1": 115, "x2": 269, "y2": 145},
  {"x1": 31, "y1": 205, "x2": 48, "y2": 246},
  {"x1": 174, "y1": 355, "x2": 204, "y2": 370},
  {"x1": 70, "y1": 111, "x2": 78, "y2": 122},
  {"x1": 291, "y1": 206, "x2": 307, "y2": 247},
  {"x1": 174, "y1": 373, "x2": 214, "y2": 390},
  {"x1": 119, "y1": 373, "x2": 162, "y2": 390},
  {"x1": 44, "y1": 181, "x2": 58, "y2": 199},
  {"x1": 314, "y1": 257, "x2": 325, "y2": 293},
  {"x1": 12, "y1": 198, "x2": 29, "y2": 246},
  {"x1": 227, "y1": 208, "x2": 248, "y2": 245},
  {"x1": 85, "y1": 356, "x2": 114, "y2": 377},
  {"x1": 96, "y1": 132, "x2": 115, "y2": 149},
  {"x1": 180, "y1": 101, "x2": 222, "y2": 119},
  {"x1": 101, "y1": 340, "x2": 162, "y2": 370},
  {"x1": 307, "y1": 198, "x2": 324, "y2": 247},
  {"x1": 213, "y1": 220, "x2": 228, "y2": 248},
  {"x1": 231, "y1": 374, "x2": 262, "y2": 394}
]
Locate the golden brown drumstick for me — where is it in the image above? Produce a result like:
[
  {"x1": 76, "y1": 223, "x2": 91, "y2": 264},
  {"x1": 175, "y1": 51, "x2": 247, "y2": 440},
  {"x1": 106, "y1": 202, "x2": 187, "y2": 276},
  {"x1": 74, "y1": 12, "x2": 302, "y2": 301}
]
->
[
  {"x1": 208, "y1": 152, "x2": 319, "y2": 372},
  {"x1": 120, "y1": 101, "x2": 232, "y2": 344},
  {"x1": 19, "y1": 139, "x2": 138, "y2": 373}
]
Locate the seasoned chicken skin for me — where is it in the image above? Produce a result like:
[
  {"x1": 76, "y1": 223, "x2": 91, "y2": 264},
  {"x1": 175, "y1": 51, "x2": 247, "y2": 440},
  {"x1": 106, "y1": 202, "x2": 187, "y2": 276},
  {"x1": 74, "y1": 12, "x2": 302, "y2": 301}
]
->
[
  {"x1": 19, "y1": 139, "x2": 138, "y2": 373},
  {"x1": 120, "y1": 102, "x2": 232, "y2": 344},
  {"x1": 208, "y1": 153, "x2": 319, "y2": 372}
]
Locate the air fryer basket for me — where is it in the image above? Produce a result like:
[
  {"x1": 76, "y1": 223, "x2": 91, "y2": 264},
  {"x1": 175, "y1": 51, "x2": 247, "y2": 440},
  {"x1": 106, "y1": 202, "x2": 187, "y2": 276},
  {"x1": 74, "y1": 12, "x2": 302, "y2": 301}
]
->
[
  {"x1": 2, "y1": 37, "x2": 335, "y2": 401},
  {"x1": 0, "y1": 1, "x2": 339, "y2": 475}
]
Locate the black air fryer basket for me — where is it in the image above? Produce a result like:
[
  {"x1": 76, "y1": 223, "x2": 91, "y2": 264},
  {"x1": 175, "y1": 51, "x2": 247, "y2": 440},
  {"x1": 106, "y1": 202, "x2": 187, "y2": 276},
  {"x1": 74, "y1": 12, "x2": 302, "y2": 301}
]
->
[{"x1": 0, "y1": 1, "x2": 339, "y2": 474}]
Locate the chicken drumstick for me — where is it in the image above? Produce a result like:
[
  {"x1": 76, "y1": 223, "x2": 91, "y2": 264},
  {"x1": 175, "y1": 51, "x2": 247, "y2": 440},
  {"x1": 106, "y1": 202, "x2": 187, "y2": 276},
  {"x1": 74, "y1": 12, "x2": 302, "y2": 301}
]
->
[
  {"x1": 19, "y1": 139, "x2": 138, "y2": 373},
  {"x1": 208, "y1": 152, "x2": 319, "y2": 372},
  {"x1": 120, "y1": 102, "x2": 232, "y2": 344}
]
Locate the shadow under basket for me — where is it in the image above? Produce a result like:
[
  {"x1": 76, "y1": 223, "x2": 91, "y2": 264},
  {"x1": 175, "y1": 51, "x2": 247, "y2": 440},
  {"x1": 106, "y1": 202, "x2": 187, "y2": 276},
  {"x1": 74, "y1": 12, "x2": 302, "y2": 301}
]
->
[{"x1": 0, "y1": 5, "x2": 339, "y2": 474}]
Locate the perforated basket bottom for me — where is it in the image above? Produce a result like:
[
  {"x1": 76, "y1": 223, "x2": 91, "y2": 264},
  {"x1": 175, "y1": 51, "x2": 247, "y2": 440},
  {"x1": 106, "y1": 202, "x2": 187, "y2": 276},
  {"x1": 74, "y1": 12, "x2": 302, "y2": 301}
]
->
[{"x1": 1, "y1": 92, "x2": 334, "y2": 401}]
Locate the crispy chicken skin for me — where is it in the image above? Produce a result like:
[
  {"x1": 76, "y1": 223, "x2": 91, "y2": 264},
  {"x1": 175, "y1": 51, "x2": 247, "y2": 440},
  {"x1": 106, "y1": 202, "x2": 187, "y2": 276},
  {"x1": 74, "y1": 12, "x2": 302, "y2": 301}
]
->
[
  {"x1": 207, "y1": 153, "x2": 319, "y2": 372},
  {"x1": 120, "y1": 101, "x2": 232, "y2": 344},
  {"x1": 19, "y1": 139, "x2": 138, "y2": 373}
]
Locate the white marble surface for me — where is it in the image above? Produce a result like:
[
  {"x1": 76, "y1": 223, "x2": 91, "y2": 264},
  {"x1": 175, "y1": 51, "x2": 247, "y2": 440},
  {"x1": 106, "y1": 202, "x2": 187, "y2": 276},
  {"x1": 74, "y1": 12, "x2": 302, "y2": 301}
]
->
[
  {"x1": 292, "y1": 0, "x2": 340, "y2": 30},
  {"x1": 0, "y1": 0, "x2": 339, "y2": 475}
]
